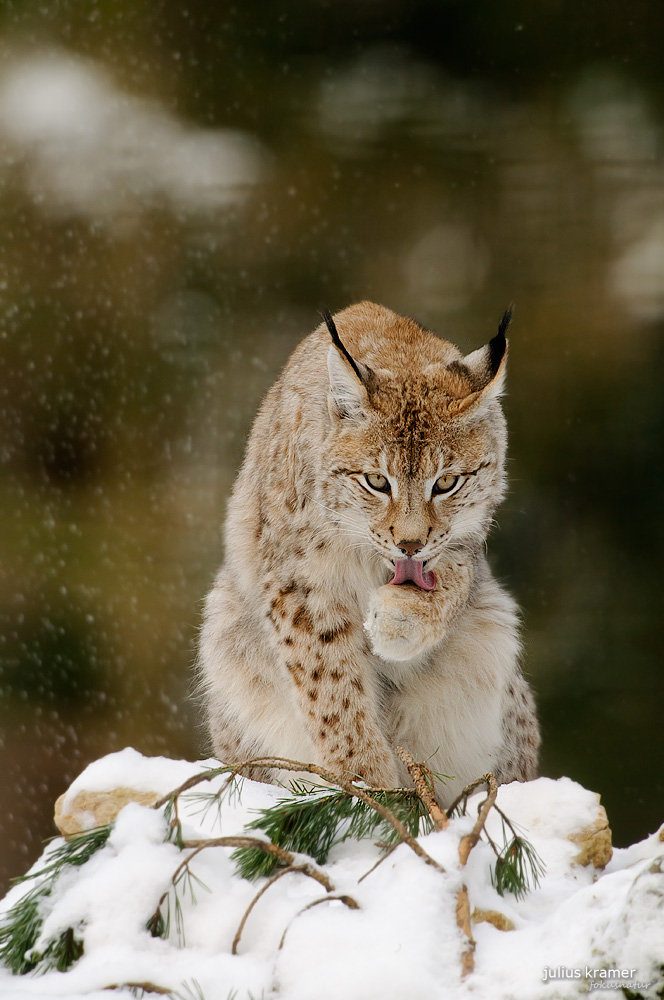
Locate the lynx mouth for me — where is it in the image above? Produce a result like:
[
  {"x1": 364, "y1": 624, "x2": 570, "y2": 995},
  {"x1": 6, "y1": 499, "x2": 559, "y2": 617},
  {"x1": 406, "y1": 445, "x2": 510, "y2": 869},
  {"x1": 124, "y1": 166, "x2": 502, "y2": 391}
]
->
[{"x1": 388, "y1": 557, "x2": 436, "y2": 591}]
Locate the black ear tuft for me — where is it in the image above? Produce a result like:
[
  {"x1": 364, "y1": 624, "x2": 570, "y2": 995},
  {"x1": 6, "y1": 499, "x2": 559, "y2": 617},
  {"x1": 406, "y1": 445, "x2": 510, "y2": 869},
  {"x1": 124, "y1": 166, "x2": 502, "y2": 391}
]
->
[
  {"x1": 488, "y1": 305, "x2": 512, "y2": 376},
  {"x1": 321, "y1": 309, "x2": 369, "y2": 386}
]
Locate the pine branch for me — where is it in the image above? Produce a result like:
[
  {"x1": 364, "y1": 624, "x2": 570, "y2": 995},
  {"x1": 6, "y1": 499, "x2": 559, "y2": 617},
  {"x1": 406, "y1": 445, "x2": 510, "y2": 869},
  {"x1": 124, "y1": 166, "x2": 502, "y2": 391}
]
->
[
  {"x1": 0, "y1": 825, "x2": 111, "y2": 975},
  {"x1": 232, "y1": 785, "x2": 430, "y2": 880},
  {"x1": 210, "y1": 756, "x2": 444, "y2": 877},
  {"x1": 0, "y1": 884, "x2": 48, "y2": 974},
  {"x1": 234, "y1": 790, "x2": 345, "y2": 878},
  {"x1": 345, "y1": 783, "x2": 443, "y2": 874},
  {"x1": 15, "y1": 825, "x2": 112, "y2": 884},
  {"x1": 446, "y1": 774, "x2": 545, "y2": 900},
  {"x1": 180, "y1": 837, "x2": 340, "y2": 893},
  {"x1": 36, "y1": 926, "x2": 85, "y2": 972},
  {"x1": 152, "y1": 754, "x2": 442, "y2": 957},
  {"x1": 491, "y1": 834, "x2": 545, "y2": 900},
  {"x1": 152, "y1": 766, "x2": 231, "y2": 811},
  {"x1": 1, "y1": 751, "x2": 546, "y2": 986},
  {"x1": 146, "y1": 829, "x2": 357, "y2": 950}
]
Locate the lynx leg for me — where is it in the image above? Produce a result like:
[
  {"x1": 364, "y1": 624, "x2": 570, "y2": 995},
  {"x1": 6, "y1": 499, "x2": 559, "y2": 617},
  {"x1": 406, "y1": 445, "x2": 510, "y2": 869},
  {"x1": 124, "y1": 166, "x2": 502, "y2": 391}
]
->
[
  {"x1": 265, "y1": 582, "x2": 400, "y2": 787},
  {"x1": 199, "y1": 575, "x2": 318, "y2": 767}
]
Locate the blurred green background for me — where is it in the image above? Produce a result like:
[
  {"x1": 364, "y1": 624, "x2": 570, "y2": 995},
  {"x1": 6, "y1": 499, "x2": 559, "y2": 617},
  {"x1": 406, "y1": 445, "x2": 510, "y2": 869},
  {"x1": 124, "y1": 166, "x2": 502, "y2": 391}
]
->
[{"x1": 1, "y1": 0, "x2": 663, "y2": 893}]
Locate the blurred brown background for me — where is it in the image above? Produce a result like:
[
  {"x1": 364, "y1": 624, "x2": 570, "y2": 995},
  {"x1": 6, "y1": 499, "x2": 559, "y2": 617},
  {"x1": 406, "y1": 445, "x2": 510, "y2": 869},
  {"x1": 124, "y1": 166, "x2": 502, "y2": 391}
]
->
[{"x1": 1, "y1": 0, "x2": 663, "y2": 894}]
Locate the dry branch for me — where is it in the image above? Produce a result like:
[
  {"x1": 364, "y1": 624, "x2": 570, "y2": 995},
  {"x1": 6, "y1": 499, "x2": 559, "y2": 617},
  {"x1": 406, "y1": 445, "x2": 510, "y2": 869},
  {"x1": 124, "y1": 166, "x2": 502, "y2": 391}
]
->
[
  {"x1": 232, "y1": 866, "x2": 296, "y2": 955},
  {"x1": 453, "y1": 772, "x2": 498, "y2": 977},
  {"x1": 358, "y1": 843, "x2": 398, "y2": 883},
  {"x1": 152, "y1": 767, "x2": 228, "y2": 810},
  {"x1": 395, "y1": 746, "x2": 448, "y2": 830},
  {"x1": 458, "y1": 773, "x2": 498, "y2": 866},
  {"x1": 103, "y1": 983, "x2": 171, "y2": 995},
  {"x1": 455, "y1": 886, "x2": 476, "y2": 978},
  {"x1": 180, "y1": 837, "x2": 337, "y2": 892},
  {"x1": 174, "y1": 755, "x2": 446, "y2": 876}
]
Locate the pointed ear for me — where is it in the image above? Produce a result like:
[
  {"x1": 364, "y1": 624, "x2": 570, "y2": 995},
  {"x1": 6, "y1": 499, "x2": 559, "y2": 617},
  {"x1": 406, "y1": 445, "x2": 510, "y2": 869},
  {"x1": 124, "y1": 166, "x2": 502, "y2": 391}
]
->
[
  {"x1": 323, "y1": 310, "x2": 374, "y2": 421},
  {"x1": 446, "y1": 307, "x2": 511, "y2": 416},
  {"x1": 327, "y1": 344, "x2": 370, "y2": 420}
]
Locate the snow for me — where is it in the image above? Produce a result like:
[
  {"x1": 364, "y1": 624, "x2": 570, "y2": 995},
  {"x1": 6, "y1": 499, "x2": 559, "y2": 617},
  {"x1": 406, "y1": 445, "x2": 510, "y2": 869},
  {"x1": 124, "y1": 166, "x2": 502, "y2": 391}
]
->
[
  {"x1": 0, "y1": 751, "x2": 662, "y2": 1000},
  {"x1": 59, "y1": 749, "x2": 205, "y2": 810}
]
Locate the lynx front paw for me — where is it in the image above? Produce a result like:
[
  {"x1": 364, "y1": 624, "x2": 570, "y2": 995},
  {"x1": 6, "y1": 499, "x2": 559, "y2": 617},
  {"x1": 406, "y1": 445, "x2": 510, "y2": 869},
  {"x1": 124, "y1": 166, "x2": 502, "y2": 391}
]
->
[
  {"x1": 364, "y1": 585, "x2": 434, "y2": 662},
  {"x1": 348, "y1": 750, "x2": 400, "y2": 789}
]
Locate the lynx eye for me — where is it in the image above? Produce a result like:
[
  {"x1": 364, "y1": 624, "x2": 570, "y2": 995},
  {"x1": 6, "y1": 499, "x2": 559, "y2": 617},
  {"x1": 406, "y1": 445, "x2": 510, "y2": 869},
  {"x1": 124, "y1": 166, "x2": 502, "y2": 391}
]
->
[
  {"x1": 364, "y1": 472, "x2": 390, "y2": 494},
  {"x1": 432, "y1": 473, "x2": 460, "y2": 496}
]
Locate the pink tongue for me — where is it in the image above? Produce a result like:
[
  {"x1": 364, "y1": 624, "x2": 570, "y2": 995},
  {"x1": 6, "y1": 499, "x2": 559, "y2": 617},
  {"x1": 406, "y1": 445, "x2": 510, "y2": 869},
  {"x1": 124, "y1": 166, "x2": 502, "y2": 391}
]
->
[{"x1": 389, "y1": 558, "x2": 436, "y2": 591}]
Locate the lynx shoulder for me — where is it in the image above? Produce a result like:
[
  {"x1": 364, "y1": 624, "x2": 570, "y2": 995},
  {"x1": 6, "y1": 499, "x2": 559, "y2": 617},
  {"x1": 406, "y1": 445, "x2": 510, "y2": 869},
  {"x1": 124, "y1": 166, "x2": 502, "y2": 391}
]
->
[{"x1": 198, "y1": 301, "x2": 539, "y2": 801}]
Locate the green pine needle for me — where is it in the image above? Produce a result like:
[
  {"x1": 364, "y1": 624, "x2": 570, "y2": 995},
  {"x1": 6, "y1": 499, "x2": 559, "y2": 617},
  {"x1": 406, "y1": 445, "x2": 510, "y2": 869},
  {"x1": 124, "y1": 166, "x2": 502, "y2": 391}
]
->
[
  {"x1": 163, "y1": 800, "x2": 185, "y2": 849},
  {"x1": 15, "y1": 825, "x2": 112, "y2": 885},
  {"x1": 171, "y1": 978, "x2": 208, "y2": 1000},
  {"x1": 33, "y1": 926, "x2": 85, "y2": 973},
  {"x1": 0, "y1": 884, "x2": 86, "y2": 975},
  {"x1": 232, "y1": 787, "x2": 431, "y2": 881},
  {"x1": 146, "y1": 906, "x2": 166, "y2": 939},
  {"x1": 491, "y1": 834, "x2": 545, "y2": 900},
  {"x1": 0, "y1": 825, "x2": 111, "y2": 975},
  {"x1": 0, "y1": 884, "x2": 49, "y2": 974}
]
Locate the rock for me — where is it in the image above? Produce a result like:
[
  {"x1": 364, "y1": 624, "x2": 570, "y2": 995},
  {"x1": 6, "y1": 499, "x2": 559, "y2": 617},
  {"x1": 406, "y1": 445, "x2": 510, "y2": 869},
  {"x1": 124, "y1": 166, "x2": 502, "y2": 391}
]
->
[
  {"x1": 54, "y1": 787, "x2": 161, "y2": 838},
  {"x1": 568, "y1": 803, "x2": 613, "y2": 868},
  {"x1": 472, "y1": 907, "x2": 515, "y2": 932}
]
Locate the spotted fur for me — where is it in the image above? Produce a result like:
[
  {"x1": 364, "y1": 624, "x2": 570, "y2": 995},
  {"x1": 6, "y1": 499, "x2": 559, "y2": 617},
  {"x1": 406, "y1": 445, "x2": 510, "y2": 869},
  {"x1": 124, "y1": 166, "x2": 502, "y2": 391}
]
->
[{"x1": 198, "y1": 301, "x2": 539, "y2": 802}]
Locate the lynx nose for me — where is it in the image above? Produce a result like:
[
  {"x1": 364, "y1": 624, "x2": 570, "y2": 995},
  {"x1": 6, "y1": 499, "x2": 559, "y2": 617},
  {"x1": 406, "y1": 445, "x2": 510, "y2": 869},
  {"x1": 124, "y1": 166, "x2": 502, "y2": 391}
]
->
[{"x1": 397, "y1": 539, "x2": 423, "y2": 557}]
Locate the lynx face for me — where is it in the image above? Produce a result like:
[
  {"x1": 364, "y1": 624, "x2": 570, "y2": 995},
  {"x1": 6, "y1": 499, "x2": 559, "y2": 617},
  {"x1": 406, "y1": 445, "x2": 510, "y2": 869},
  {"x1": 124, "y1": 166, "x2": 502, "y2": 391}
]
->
[{"x1": 320, "y1": 313, "x2": 508, "y2": 589}]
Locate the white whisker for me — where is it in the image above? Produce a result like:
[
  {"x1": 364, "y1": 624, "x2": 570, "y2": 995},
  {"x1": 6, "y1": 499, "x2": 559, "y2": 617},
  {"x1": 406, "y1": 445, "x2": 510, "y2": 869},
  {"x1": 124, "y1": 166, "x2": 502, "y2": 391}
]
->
[{"x1": 304, "y1": 492, "x2": 365, "y2": 530}]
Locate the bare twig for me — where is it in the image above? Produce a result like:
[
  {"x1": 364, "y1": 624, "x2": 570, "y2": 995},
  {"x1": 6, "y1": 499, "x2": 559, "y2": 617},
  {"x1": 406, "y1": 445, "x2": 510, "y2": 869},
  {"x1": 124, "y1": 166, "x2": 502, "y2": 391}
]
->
[
  {"x1": 231, "y1": 865, "x2": 360, "y2": 955},
  {"x1": 278, "y1": 894, "x2": 360, "y2": 951},
  {"x1": 358, "y1": 843, "x2": 398, "y2": 883},
  {"x1": 146, "y1": 833, "x2": 352, "y2": 938},
  {"x1": 180, "y1": 837, "x2": 336, "y2": 891},
  {"x1": 481, "y1": 825, "x2": 503, "y2": 860},
  {"x1": 232, "y1": 866, "x2": 297, "y2": 955},
  {"x1": 153, "y1": 767, "x2": 230, "y2": 810},
  {"x1": 493, "y1": 802, "x2": 523, "y2": 841},
  {"x1": 445, "y1": 774, "x2": 493, "y2": 818},
  {"x1": 395, "y1": 746, "x2": 448, "y2": 830},
  {"x1": 479, "y1": 802, "x2": 522, "y2": 861}
]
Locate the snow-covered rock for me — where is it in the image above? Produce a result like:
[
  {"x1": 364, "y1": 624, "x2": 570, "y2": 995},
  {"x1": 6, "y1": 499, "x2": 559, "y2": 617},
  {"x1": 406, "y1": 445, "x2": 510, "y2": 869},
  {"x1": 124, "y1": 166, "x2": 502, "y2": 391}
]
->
[{"x1": 0, "y1": 750, "x2": 662, "y2": 1000}]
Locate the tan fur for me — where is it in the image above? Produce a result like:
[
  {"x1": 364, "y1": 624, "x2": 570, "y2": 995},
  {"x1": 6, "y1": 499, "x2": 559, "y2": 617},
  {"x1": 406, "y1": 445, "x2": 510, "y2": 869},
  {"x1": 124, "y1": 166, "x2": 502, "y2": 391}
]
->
[{"x1": 198, "y1": 302, "x2": 539, "y2": 803}]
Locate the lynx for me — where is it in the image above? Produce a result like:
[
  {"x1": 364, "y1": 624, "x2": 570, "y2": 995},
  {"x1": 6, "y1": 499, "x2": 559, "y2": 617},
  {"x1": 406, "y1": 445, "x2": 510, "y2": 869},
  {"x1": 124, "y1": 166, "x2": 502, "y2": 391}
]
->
[{"x1": 199, "y1": 301, "x2": 539, "y2": 802}]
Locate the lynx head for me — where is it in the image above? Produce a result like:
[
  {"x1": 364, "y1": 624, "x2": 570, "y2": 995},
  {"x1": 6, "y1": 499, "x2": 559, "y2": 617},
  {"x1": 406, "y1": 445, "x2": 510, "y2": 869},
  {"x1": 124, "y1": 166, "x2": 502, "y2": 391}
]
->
[{"x1": 320, "y1": 303, "x2": 511, "y2": 587}]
